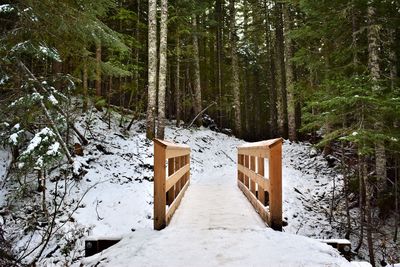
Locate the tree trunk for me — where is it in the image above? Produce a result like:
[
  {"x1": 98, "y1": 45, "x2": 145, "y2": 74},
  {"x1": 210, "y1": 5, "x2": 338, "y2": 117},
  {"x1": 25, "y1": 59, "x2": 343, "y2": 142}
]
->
[
  {"x1": 355, "y1": 154, "x2": 365, "y2": 253},
  {"x1": 216, "y1": 0, "x2": 223, "y2": 127},
  {"x1": 176, "y1": 34, "x2": 181, "y2": 127},
  {"x1": 192, "y1": 16, "x2": 203, "y2": 127},
  {"x1": 229, "y1": 0, "x2": 242, "y2": 137},
  {"x1": 146, "y1": 0, "x2": 157, "y2": 140},
  {"x1": 388, "y1": 29, "x2": 397, "y2": 90},
  {"x1": 82, "y1": 59, "x2": 88, "y2": 111},
  {"x1": 274, "y1": 0, "x2": 288, "y2": 139},
  {"x1": 284, "y1": 3, "x2": 296, "y2": 141},
  {"x1": 156, "y1": 0, "x2": 168, "y2": 139},
  {"x1": 367, "y1": 4, "x2": 387, "y2": 193},
  {"x1": 95, "y1": 41, "x2": 102, "y2": 97},
  {"x1": 264, "y1": 0, "x2": 278, "y2": 138},
  {"x1": 363, "y1": 160, "x2": 376, "y2": 266}
]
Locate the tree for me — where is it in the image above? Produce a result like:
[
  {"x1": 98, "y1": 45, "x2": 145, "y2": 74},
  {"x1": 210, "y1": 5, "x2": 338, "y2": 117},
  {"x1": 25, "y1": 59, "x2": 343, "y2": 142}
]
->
[
  {"x1": 156, "y1": 0, "x2": 168, "y2": 139},
  {"x1": 147, "y1": 0, "x2": 157, "y2": 139},
  {"x1": 192, "y1": 15, "x2": 202, "y2": 127},
  {"x1": 229, "y1": 0, "x2": 242, "y2": 137}
]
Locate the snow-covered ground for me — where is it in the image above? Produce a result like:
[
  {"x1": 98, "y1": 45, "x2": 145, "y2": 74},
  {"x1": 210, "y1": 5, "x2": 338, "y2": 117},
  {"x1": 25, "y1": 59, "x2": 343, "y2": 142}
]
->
[{"x1": 1, "y1": 111, "x2": 377, "y2": 266}]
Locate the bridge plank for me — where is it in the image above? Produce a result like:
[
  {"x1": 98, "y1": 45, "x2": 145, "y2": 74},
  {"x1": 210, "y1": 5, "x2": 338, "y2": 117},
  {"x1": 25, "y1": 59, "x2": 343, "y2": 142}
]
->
[
  {"x1": 166, "y1": 158, "x2": 175, "y2": 205},
  {"x1": 238, "y1": 180, "x2": 270, "y2": 226},
  {"x1": 166, "y1": 179, "x2": 190, "y2": 225},
  {"x1": 257, "y1": 157, "x2": 266, "y2": 205},
  {"x1": 250, "y1": 156, "x2": 256, "y2": 195},
  {"x1": 167, "y1": 162, "x2": 189, "y2": 192},
  {"x1": 237, "y1": 164, "x2": 270, "y2": 192}
]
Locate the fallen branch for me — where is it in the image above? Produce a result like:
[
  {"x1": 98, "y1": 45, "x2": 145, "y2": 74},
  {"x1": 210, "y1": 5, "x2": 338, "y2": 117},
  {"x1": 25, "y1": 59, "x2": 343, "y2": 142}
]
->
[{"x1": 187, "y1": 101, "x2": 217, "y2": 129}]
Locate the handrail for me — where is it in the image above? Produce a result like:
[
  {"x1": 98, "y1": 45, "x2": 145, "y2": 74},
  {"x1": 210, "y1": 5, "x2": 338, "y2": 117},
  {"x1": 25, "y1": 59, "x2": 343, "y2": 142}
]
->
[
  {"x1": 153, "y1": 139, "x2": 191, "y2": 230},
  {"x1": 237, "y1": 138, "x2": 283, "y2": 231}
]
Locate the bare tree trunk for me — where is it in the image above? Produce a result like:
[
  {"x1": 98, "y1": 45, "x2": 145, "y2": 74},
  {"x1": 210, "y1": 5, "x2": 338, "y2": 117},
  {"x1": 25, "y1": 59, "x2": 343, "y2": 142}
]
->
[
  {"x1": 82, "y1": 59, "x2": 88, "y2": 111},
  {"x1": 274, "y1": 0, "x2": 288, "y2": 139},
  {"x1": 284, "y1": 3, "x2": 296, "y2": 141},
  {"x1": 176, "y1": 34, "x2": 181, "y2": 127},
  {"x1": 156, "y1": 0, "x2": 168, "y2": 139},
  {"x1": 395, "y1": 155, "x2": 399, "y2": 242},
  {"x1": 388, "y1": 29, "x2": 397, "y2": 90},
  {"x1": 229, "y1": 0, "x2": 242, "y2": 137},
  {"x1": 192, "y1": 16, "x2": 203, "y2": 127},
  {"x1": 146, "y1": 0, "x2": 157, "y2": 139},
  {"x1": 95, "y1": 41, "x2": 102, "y2": 97},
  {"x1": 264, "y1": 0, "x2": 278, "y2": 138},
  {"x1": 216, "y1": 0, "x2": 223, "y2": 127},
  {"x1": 367, "y1": 4, "x2": 387, "y2": 194},
  {"x1": 355, "y1": 155, "x2": 365, "y2": 253},
  {"x1": 364, "y1": 161, "x2": 376, "y2": 266}
]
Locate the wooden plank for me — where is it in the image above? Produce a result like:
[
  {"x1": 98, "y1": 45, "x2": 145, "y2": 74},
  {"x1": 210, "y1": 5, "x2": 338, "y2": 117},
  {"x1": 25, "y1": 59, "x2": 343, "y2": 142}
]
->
[
  {"x1": 154, "y1": 138, "x2": 190, "y2": 150},
  {"x1": 166, "y1": 178, "x2": 190, "y2": 225},
  {"x1": 166, "y1": 149, "x2": 190, "y2": 159},
  {"x1": 166, "y1": 164, "x2": 190, "y2": 191},
  {"x1": 250, "y1": 156, "x2": 256, "y2": 195},
  {"x1": 238, "y1": 154, "x2": 244, "y2": 182},
  {"x1": 269, "y1": 143, "x2": 282, "y2": 231},
  {"x1": 237, "y1": 138, "x2": 282, "y2": 151},
  {"x1": 174, "y1": 156, "x2": 181, "y2": 194},
  {"x1": 257, "y1": 157, "x2": 266, "y2": 205},
  {"x1": 244, "y1": 155, "x2": 249, "y2": 188},
  {"x1": 153, "y1": 141, "x2": 167, "y2": 230},
  {"x1": 237, "y1": 138, "x2": 283, "y2": 159},
  {"x1": 238, "y1": 180, "x2": 270, "y2": 226},
  {"x1": 166, "y1": 158, "x2": 175, "y2": 205},
  {"x1": 237, "y1": 164, "x2": 270, "y2": 191},
  {"x1": 185, "y1": 154, "x2": 190, "y2": 183}
]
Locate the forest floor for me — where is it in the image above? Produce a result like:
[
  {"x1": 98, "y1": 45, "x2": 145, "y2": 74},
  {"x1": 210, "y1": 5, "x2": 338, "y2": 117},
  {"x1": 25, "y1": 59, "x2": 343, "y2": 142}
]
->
[{"x1": 0, "y1": 109, "x2": 396, "y2": 266}]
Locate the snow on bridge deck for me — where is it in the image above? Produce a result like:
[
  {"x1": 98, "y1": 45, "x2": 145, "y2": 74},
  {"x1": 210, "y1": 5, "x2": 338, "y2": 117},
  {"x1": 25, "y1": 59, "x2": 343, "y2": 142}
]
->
[{"x1": 81, "y1": 163, "x2": 351, "y2": 267}]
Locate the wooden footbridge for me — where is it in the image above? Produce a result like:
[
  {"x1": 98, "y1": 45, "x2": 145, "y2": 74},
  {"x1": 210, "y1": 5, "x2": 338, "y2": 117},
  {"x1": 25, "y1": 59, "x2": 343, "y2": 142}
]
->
[
  {"x1": 153, "y1": 138, "x2": 283, "y2": 231},
  {"x1": 84, "y1": 138, "x2": 354, "y2": 265}
]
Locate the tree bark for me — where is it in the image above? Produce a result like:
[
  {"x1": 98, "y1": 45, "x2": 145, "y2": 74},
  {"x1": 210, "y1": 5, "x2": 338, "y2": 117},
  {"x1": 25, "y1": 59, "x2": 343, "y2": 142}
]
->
[
  {"x1": 284, "y1": 3, "x2": 296, "y2": 141},
  {"x1": 176, "y1": 34, "x2": 181, "y2": 127},
  {"x1": 229, "y1": 0, "x2": 242, "y2": 137},
  {"x1": 388, "y1": 29, "x2": 397, "y2": 90},
  {"x1": 274, "y1": 0, "x2": 288, "y2": 139},
  {"x1": 146, "y1": 0, "x2": 157, "y2": 139},
  {"x1": 82, "y1": 59, "x2": 88, "y2": 111},
  {"x1": 264, "y1": 0, "x2": 278, "y2": 138},
  {"x1": 95, "y1": 41, "x2": 102, "y2": 97},
  {"x1": 156, "y1": 0, "x2": 168, "y2": 139},
  {"x1": 367, "y1": 4, "x2": 387, "y2": 193},
  {"x1": 192, "y1": 16, "x2": 203, "y2": 127},
  {"x1": 364, "y1": 160, "x2": 376, "y2": 266},
  {"x1": 216, "y1": 0, "x2": 223, "y2": 127}
]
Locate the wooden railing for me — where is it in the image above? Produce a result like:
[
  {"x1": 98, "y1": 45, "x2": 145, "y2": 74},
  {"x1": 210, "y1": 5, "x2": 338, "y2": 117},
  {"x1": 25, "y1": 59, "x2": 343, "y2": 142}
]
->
[
  {"x1": 237, "y1": 138, "x2": 283, "y2": 231},
  {"x1": 153, "y1": 139, "x2": 191, "y2": 230}
]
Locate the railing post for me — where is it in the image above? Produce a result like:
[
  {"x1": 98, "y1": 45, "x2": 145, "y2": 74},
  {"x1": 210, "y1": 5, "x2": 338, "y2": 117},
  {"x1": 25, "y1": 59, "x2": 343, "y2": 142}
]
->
[
  {"x1": 238, "y1": 154, "x2": 244, "y2": 183},
  {"x1": 250, "y1": 156, "x2": 256, "y2": 195},
  {"x1": 244, "y1": 155, "x2": 249, "y2": 188},
  {"x1": 257, "y1": 157, "x2": 265, "y2": 205},
  {"x1": 269, "y1": 143, "x2": 282, "y2": 231},
  {"x1": 154, "y1": 141, "x2": 167, "y2": 230},
  {"x1": 166, "y1": 158, "x2": 175, "y2": 206}
]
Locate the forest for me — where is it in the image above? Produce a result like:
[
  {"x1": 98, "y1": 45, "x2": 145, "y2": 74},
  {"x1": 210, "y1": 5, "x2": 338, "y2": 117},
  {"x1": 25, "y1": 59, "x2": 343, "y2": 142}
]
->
[{"x1": 0, "y1": 0, "x2": 399, "y2": 266}]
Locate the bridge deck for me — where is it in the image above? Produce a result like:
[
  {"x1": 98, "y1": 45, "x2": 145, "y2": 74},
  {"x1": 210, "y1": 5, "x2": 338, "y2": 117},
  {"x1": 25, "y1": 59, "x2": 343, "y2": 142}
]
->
[{"x1": 82, "y1": 165, "x2": 350, "y2": 267}]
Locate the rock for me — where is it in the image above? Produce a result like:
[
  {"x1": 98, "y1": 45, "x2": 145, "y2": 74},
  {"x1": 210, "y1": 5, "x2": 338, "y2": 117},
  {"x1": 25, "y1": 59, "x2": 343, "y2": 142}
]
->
[{"x1": 309, "y1": 147, "x2": 318, "y2": 157}]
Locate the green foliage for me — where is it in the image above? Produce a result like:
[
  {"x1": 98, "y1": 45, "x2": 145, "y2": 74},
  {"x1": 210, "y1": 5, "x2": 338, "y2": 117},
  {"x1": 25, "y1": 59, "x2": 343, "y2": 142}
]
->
[{"x1": 302, "y1": 75, "x2": 400, "y2": 154}]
